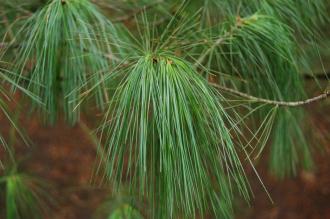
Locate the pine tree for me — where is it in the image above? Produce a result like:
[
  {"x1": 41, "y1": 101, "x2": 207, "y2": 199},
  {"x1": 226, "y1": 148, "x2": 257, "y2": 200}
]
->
[{"x1": 0, "y1": 0, "x2": 329, "y2": 218}]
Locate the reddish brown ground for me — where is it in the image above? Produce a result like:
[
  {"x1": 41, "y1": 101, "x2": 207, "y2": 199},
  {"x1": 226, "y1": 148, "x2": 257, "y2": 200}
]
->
[{"x1": 0, "y1": 97, "x2": 329, "y2": 219}]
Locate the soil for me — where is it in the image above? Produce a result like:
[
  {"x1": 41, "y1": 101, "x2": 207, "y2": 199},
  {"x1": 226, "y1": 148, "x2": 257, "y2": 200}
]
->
[{"x1": 0, "y1": 97, "x2": 329, "y2": 219}]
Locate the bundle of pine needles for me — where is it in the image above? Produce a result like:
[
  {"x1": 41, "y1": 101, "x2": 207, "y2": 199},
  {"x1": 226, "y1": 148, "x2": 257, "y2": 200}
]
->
[
  {"x1": 97, "y1": 49, "x2": 250, "y2": 218},
  {"x1": 13, "y1": 0, "x2": 121, "y2": 124},
  {"x1": 0, "y1": 162, "x2": 50, "y2": 219}
]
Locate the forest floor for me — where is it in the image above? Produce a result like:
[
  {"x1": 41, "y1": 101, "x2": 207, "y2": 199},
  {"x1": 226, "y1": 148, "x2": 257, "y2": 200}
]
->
[{"x1": 0, "y1": 91, "x2": 329, "y2": 219}]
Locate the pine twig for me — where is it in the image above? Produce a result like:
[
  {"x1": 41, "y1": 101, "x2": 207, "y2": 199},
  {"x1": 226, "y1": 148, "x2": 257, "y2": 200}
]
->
[{"x1": 212, "y1": 83, "x2": 330, "y2": 107}]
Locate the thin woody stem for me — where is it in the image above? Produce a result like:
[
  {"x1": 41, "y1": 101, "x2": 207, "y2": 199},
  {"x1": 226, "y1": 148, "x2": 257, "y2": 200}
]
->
[{"x1": 212, "y1": 83, "x2": 330, "y2": 107}]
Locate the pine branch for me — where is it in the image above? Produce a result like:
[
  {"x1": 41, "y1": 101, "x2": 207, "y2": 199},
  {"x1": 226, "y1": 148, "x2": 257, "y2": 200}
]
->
[{"x1": 212, "y1": 83, "x2": 330, "y2": 107}]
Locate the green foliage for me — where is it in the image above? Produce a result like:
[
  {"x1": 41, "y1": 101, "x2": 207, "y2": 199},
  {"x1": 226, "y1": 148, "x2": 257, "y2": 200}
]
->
[
  {"x1": 0, "y1": 66, "x2": 17, "y2": 148},
  {"x1": 94, "y1": 190, "x2": 144, "y2": 219},
  {"x1": 97, "y1": 43, "x2": 250, "y2": 218},
  {"x1": 0, "y1": 164, "x2": 50, "y2": 219},
  {"x1": 107, "y1": 204, "x2": 143, "y2": 219},
  {"x1": 195, "y1": 12, "x2": 314, "y2": 177},
  {"x1": 203, "y1": 0, "x2": 328, "y2": 32},
  {"x1": 0, "y1": 61, "x2": 38, "y2": 148},
  {"x1": 13, "y1": 0, "x2": 120, "y2": 125},
  {"x1": 269, "y1": 108, "x2": 313, "y2": 177},
  {"x1": 0, "y1": 0, "x2": 329, "y2": 218}
]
